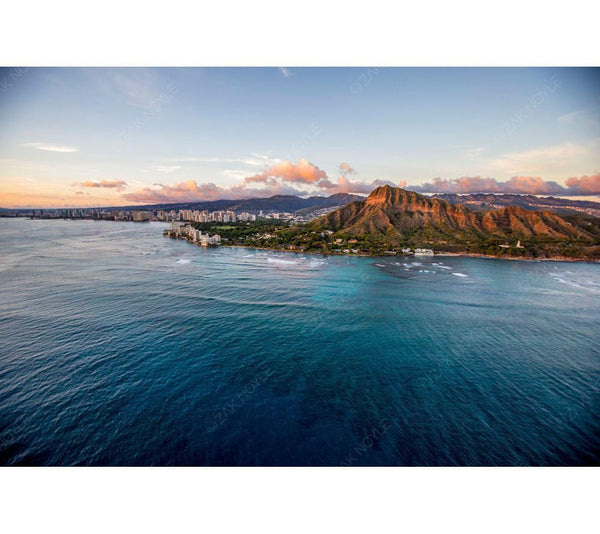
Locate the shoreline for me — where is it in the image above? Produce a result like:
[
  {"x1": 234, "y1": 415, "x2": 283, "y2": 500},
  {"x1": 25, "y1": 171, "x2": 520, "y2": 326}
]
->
[
  {"x1": 222, "y1": 244, "x2": 600, "y2": 264},
  {"x1": 434, "y1": 252, "x2": 599, "y2": 264}
]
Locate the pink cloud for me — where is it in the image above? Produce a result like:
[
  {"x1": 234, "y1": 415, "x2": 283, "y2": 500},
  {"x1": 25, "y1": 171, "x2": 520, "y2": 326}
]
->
[
  {"x1": 245, "y1": 159, "x2": 327, "y2": 185},
  {"x1": 410, "y1": 176, "x2": 566, "y2": 195},
  {"x1": 565, "y1": 173, "x2": 600, "y2": 194},
  {"x1": 338, "y1": 162, "x2": 356, "y2": 175},
  {"x1": 318, "y1": 176, "x2": 400, "y2": 194},
  {"x1": 314, "y1": 162, "x2": 402, "y2": 194},
  {"x1": 74, "y1": 179, "x2": 128, "y2": 191},
  {"x1": 123, "y1": 160, "x2": 410, "y2": 204},
  {"x1": 121, "y1": 155, "x2": 600, "y2": 205},
  {"x1": 122, "y1": 179, "x2": 306, "y2": 204},
  {"x1": 123, "y1": 180, "x2": 228, "y2": 203}
]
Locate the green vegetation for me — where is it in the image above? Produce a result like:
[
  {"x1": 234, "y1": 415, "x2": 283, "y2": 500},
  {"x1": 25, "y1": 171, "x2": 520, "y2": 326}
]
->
[{"x1": 190, "y1": 213, "x2": 600, "y2": 260}]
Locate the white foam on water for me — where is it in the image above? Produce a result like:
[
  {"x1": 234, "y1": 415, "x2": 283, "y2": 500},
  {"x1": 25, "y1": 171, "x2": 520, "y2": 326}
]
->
[
  {"x1": 267, "y1": 258, "x2": 298, "y2": 266},
  {"x1": 176, "y1": 258, "x2": 191, "y2": 264},
  {"x1": 549, "y1": 272, "x2": 600, "y2": 294},
  {"x1": 452, "y1": 272, "x2": 468, "y2": 278},
  {"x1": 263, "y1": 255, "x2": 328, "y2": 269}
]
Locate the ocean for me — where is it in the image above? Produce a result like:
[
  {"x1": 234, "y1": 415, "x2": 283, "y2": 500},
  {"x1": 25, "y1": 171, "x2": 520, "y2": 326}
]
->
[{"x1": 1, "y1": 218, "x2": 599, "y2": 466}]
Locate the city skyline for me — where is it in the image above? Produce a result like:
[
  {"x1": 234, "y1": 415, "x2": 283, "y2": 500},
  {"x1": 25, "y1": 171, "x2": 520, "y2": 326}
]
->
[{"x1": 1, "y1": 67, "x2": 599, "y2": 208}]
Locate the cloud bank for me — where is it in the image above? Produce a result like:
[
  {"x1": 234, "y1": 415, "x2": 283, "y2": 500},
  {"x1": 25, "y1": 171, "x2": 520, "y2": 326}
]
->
[
  {"x1": 74, "y1": 179, "x2": 128, "y2": 191},
  {"x1": 409, "y1": 173, "x2": 600, "y2": 196},
  {"x1": 565, "y1": 173, "x2": 600, "y2": 195},
  {"x1": 121, "y1": 157, "x2": 600, "y2": 204},
  {"x1": 123, "y1": 159, "x2": 411, "y2": 203},
  {"x1": 122, "y1": 179, "x2": 306, "y2": 204}
]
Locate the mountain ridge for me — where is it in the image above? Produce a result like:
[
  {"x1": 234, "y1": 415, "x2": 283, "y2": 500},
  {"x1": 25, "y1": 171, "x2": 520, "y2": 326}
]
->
[
  {"x1": 430, "y1": 192, "x2": 600, "y2": 217},
  {"x1": 311, "y1": 185, "x2": 596, "y2": 244}
]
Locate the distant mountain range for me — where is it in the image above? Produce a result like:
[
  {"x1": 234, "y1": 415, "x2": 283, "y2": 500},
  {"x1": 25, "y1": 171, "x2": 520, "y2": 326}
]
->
[
  {"x1": 227, "y1": 193, "x2": 365, "y2": 213},
  {"x1": 0, "y1": 193, "x2": 365, "y2": 214},
  {"x1": 431, "y1": 193, "x2": 600, "y2": 217},
  {"x1": 114, "y1": 192, "x2": 365, "y2": 213}
]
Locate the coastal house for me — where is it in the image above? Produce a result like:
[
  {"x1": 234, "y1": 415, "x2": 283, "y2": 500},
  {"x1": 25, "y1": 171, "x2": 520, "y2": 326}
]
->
[{"x1": 414, "y1": 248, "x2": 434, "y2": 256}]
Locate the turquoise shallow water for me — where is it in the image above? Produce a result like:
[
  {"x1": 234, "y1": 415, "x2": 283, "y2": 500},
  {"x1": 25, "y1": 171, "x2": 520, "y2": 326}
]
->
[{"x1": 1, "y1": 218, "x2": 599, "y2": 465}]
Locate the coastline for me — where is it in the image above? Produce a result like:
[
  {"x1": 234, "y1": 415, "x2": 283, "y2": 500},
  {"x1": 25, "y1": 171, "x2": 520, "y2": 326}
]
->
[
  {"x1": 221, "y1": 243, "x2": 600, "y2": 264},
  {"x1": 434, "y1": 252, "x2": 600, "y2": 264}
]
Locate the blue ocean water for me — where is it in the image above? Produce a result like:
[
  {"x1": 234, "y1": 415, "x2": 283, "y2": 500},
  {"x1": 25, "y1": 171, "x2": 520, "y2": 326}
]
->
[{"x1": 0, "y1": 218, "x2": 599, "y2": 466}]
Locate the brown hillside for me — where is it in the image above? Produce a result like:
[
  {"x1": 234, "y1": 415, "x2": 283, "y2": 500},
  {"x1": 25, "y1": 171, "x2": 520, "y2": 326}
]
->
[{"x1": 312, "y1": 185, "x2": 590, "y2": 241}]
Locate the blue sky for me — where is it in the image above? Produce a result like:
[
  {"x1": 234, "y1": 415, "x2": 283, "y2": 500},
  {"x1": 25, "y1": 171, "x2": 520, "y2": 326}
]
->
[{"x1": 1, "y1": 67, "x2": 599, "y2": 207}]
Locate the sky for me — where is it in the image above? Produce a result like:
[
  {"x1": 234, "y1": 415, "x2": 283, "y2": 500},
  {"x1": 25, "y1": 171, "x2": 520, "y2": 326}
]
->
[{"x1": 1, "y1": 67, "x2": 599, "y2": 208}]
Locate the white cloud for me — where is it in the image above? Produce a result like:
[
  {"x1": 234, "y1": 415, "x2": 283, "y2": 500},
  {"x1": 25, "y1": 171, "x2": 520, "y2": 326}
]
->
[
  {"x1": 223, "y1": 169, "x2": 252, "y2": 180},
  {"x1": 158, "y1": 153, "x2": 281, "y2": 168},
  {"x1": 154, "y1": 165, "x2": 181, "y2": 173},
  {"x1": 23, "y1": 142, "x2": 78, "y2": 153},
  {"x1": 558, "y1": 110, "x2": 599, "y2": 127},
  {"x1": 487, "y1": 139, "x2": 599, "y2": 176},
  {"x1": 243, "y1": 153, "x2": 282, "y2": 167},
  {"x1": 159, "y1": 156, "x2": 232, "y2": 163},
  {"x1": 465, "y1": 147, "x2": 485, "y2": 160}
]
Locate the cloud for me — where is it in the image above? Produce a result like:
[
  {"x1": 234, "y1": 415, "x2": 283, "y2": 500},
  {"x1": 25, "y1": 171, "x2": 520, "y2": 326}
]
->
[
  {"x1": 122, "y1": 179, "x2": 305, "y2": 204},
  {"x1": 160, "y1": 156, "x2": 230, "y2": 163},
  {"x1": 74, "y1": 179, "x2": 128, "y2": 191},
  {"x1": 409, "y1": 174, "x2": 600, "y2": 196},
  {"x1": 158, "y1": 154, "x2": 281, "y2": 167},
  {"x1": 315, "y1": 162, "x2": 403, "y2": 194},
  {"x1": 23, "y1": 142, "x2": 78, "y2": 153},
  {"x1": 318, "y1": 176, "x2": 401, "y2": 195},
  {"x1": 565, "y1": 173, "x2": 600, "y2": 194},
  {"x1": 487, "y1": 141, "x2": 594, "y2": 175},
  {"x1": 122, "y1": 152, "x2": 600, "y2": 205},
  {"x1": 245, "y1": 159, "x2": 328, "y2": 185},
  {"x1": 558, "y1": 110, "x2": 599, "y2": 127},
  {"x1": 123, "y1": 159, "x2": 412, "y2": 204},
  {"x1": 154, "y1": 165, "x2": 181, "y2": 173},
  {"x1": 279, "y1": 67, "x2": 292, "y2": 78},
  {"x1": 223, "y1": 169, "x2": 252, "y2": 180},
  {"x1": 338, "y1": 162, "x2": 356, "y2": 176},
  {"x1": 124, "y1": 160, "x2": 371, "y2": 203}
]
